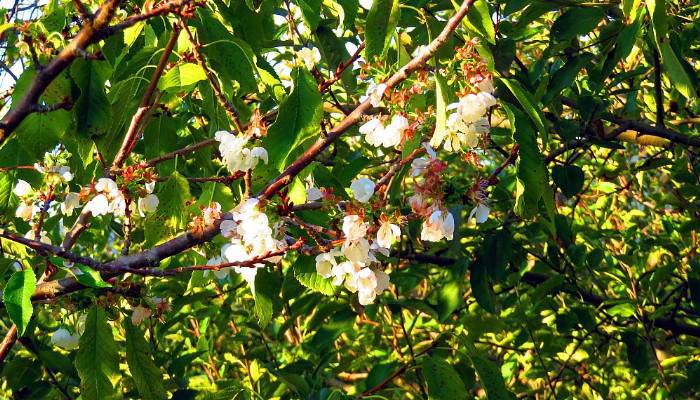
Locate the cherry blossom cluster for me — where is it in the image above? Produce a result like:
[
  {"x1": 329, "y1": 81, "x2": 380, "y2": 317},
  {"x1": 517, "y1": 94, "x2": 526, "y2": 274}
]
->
[
  {"x1": 13, "y1": 149, "x2": 161, "y2": 250},
  {"x1": 214, "y1": 130, "x2": 268, "y2": 174},
  {"x1": 207, "y1": 199, "x2": 286, "y2": 290}
]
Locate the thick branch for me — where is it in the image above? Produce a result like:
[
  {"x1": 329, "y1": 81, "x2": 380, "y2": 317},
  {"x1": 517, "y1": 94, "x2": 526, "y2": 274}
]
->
[
  {"x1": 0, "y1": 0, "x2": 192, "y2": 144},
  {"x1": 0, "y1": 0, "x2": 123, "y2": 141}
]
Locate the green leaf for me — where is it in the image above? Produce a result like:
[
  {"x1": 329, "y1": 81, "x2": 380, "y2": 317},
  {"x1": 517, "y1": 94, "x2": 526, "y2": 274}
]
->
[
  {"x1": 659, "y1": 40, "x2": 694, "y2": 100},
  {"x1": 0, "y1": 171, "x2": 16, "y2": 214},
  {"x1": 295, "y1": 0, "x2": 322, "y2": 31},
  {"x1": 621, "y1": 331, "x2": 651, "y2": 371},
  {"x1": 293, "y1": 255, "x2": 335, "y2": 296},
  {"x1": 157, "y1": 63, "x2": 207, "y2": 93},
  {"x1": 70, "y1": 59, "x2": 112, "y2": 136},
  {"x1": 421, "y1": 355, "x2": 467, "y2": 399},
  {"x1": 253, "y1": 268, "x2": 282, "y2": 327},
  {"x1": 463, "y1": 0, "x2": 495, "y2": 44},
  {"x1": 75, "y1": 306, "x2": 119, "y2": 400},
  {"x1": 14, "y1": 111, "x2": 71, "y2": 159},
  {"x1": 647, "y1": 0, "x2": 667, "y2": 45},
  {"x1": 72, "y1": 264, "x2": 112, "y2": 289},
  {"x1": 505, "y1": 105, "x2": 547, "y2": 219},
  {"x1": 2, "y1": 268, "x2": 36, "y2": 336},
  {"x1": 316, "y1": 25, "x2": 356, "y2": 93},
  {"x1": 263, "y1": 68, "x2": 323, "y2": 170},
  {"x1": 470, "y1": 257, "x2": 496, "y2": 313},
  {"x1": 551, "y1": 7, "x2": 605, "y2": 43},
  {"x1": 552, "y1": 165, "x2": 585, "y2": 197},
  {"x1": 470, "y1": 353, "x2": 516, "y2": 400},
  {"x1": 364, "y1": 0, "x2": 400, "y2": 60},
  {"x1": 499, "y1": 78, "x2": 548, "y2": 143},
  {"x1": 432, "y1": 74, "x2": 450, "y2": 148},
  {"x1": 545, "y1": 53, "x2": 594, "y2": 102},
  {"x1": 437, "y1": 280, "x2": 461, "y2": 321},
  {"x1": 194, "y1": 9, "x2": 258, "y2": 93},
  {"x1": 124, "y1": 322, "x2": 167, "y2": 400},
  {"x1": 156, "y1": 171, "x2": 191, "y2": 230}
]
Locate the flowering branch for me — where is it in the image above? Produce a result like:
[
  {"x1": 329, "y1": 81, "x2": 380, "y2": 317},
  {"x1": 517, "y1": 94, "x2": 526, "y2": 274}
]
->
[{"x1": 261, "y1": 0, "x2": 479, "y2": 199}]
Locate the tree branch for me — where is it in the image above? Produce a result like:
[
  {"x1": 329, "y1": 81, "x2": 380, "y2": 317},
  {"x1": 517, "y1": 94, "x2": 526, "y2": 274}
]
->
[
  {"x1": 111, "y1": 23, "x2": 182, "y2": 170},
  {"x1": 0, "y1": 0, "x2": 193, "y2": 145},
  {"x1": 261, "y1": 0, "x2": 479, "y2": 199}
]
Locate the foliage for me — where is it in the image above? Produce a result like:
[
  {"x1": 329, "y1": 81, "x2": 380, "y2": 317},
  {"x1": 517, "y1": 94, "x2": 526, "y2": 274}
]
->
[{"x1": 0, "y1": 0, "x2": 699, "y2": 399}]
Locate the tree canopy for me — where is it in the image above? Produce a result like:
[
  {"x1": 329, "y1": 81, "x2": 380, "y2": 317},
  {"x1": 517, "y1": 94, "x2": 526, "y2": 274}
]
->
[{"x1": 0, "y1": 0, "x2": 699, "y2": 398}]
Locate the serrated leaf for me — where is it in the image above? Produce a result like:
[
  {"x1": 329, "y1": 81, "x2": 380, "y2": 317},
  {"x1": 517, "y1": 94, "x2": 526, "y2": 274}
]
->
[
  {"x1": 158, "y1": 63, "x2": 207, "y2": 93},
  {"x1": 659, "y1": 40, "x2": 694, "y2": 100},
  {"x1": 470, "y1": 257, "x2": 496, "y2": 313},
  {"x1": 70, "y1": 59, "x2": 112, "y2": 136},
  {"x1": 470, "y1": 353, "x2": 516, "y2": 400},
  {"x1": 437, "y1": 280, "x2": 461, "y2": 321},
  {"x1": 156, "y1": 171, "x2": 191, "y2": 230},
  {"x1": 421, "y1": 355, "x2": 467, "y2": 399},
  {"x1": 253, "y1": 268, "x2": 282, "y2": 327},
  {"x1": 499, "y1": 78, "x2": 548, "y2": 143},
  {"x1": 550, "y1": 7, "x2": 605, "y2": 43},
  {"x1": 463, "y1": 0, "x2": 495, "y2": 44},
  {"x1": 295, "y1": 0, "x2": 321, "y2": 31},
  {"x1": 2, "y1": 268, "x2": 36, "y2": 336},
  {"x1": 72, "y1": 264, "x2": 112, "y2": 289},
  {"x1": 552, "y1": 165, "x2": 585, "y2": 197},
  {"x1": 124, "y1": 322, "x2": 167, "y2": 400},
  {"x1": 75, "y1": 306, "x2": 119, "y2": 400},
  {"x1": 14, "y1": 111, "x2": 71, "y2": 159},
  {"x1": 194, "y1": 9, "x2": 258, "y2": 94},
  {"x1": 647, "y1": 0, "x2": 667, "y2": 46},
  {"x1": 0, "y1": 172, "x2": 16, "y2": 214},
  {"x1": 293, "y1": 255, "x2": 335, "y2": 296},
  {"x1": 364, "y1": 0, "x2": 400, "y2": 60},
  {"x1": 505, "y1": 105, "x2": 547, "y2": 219},
  {"x1": 263, "y1": 68, "x2": 323, "y2": 170}
]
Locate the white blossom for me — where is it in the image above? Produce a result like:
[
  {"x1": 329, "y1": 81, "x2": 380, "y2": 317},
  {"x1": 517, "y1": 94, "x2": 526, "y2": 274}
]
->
[
  {"x1": 215, "y1": 131, "x2": 268, "y2": 174},
  {"x1": 379, "y1": 115, "x2": 409, "y2": 148},
  {"x1": 468, "y1": 203, "x2": 491, "y2": 224},
  {"x1": 13, "y1": 180, "x2": 32, "y2": 197},
  {"x1": 50, "y1": 328, "x2": 80, "y2": 350},
  {"x1": 95, "y1": 178, "x2": 118, "y2": 195},
  {"x1": 84, "y1": 194, "x2": 109, "y2": 216},
  {"x1": 61, "y1": 192, "x2": 81, "y2": 216},
  {"x1": 452, "y1": 92, "x2": 497, "y2": 125},
  {"x1": 205, "y1": 256, "x2": 231, "y2": 280},
  {"x1": 350, "y1": 178, "x2": 375, "y2": 203},
  {"x1": 359, "y1": 118, "x2": 385, "y2": 147},
  {"x1": 138, "y1": 194, "x2": 159, "y2": 215},
  {"x1": 342, "y1": 215, "x2": 368, "y2": 242},
  {"x1": 296, "y1": 47, "x2": 321, "y2": 70},
  {"x1": 306, "y1": 187, "x2": 323, "y2": 202},
  {"x1": 420, "y1": 209, "x2": 454, "y2": 242},
  {"x1": 26, "y1": 229, "x2": 51, "y2": 245},
  {"x1": 376, "y1": 220, "x2": 401, "y2": 249},
  {"x1": 15, "y1": 202, "x2": 34, "y2": 221},
  {"x1": 342, "y1": 237, "x2": 371, "y2": 263},
  {"x1": 366, "y1": 82, "x2": 387, "y2": 107},
  {"x1": 220, "y1": 219, "x2": 238, "y2": 239},
  {"x1": 315, "y1": 251, "x2": 339, "y2": 278}
]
